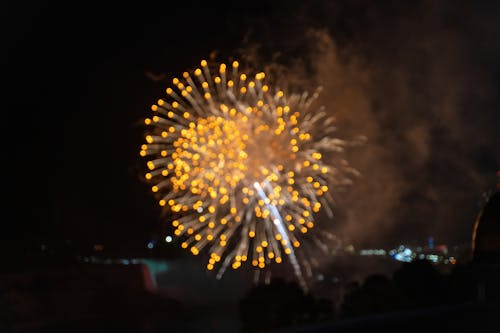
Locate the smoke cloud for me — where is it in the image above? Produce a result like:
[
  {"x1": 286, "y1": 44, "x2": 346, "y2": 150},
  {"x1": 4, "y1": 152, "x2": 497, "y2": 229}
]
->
[{"x1": 235, "y1": 0, "x2": 500, "y2": 248}]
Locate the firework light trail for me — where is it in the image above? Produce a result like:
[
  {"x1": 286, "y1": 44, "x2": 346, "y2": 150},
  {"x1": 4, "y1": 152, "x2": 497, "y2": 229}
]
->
[{"x1": 140, "y1": 59, "x2": 359, "y2": 290}]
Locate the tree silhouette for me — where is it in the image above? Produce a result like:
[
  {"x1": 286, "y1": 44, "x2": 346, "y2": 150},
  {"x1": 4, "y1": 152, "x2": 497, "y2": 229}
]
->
[{"x1": 239, "y1": 278, "x2": 333, "y2": 332}]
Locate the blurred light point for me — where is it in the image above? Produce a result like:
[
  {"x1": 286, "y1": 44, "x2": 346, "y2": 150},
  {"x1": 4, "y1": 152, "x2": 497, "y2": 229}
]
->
[{"x1": 165, "y1": 235, "x2": 173, "y2": 243}]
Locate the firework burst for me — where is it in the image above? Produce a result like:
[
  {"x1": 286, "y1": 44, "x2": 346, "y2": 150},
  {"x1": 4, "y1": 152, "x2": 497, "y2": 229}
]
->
[{"x1": 140, "y1": 59, "x2": 358, "y2": 290}]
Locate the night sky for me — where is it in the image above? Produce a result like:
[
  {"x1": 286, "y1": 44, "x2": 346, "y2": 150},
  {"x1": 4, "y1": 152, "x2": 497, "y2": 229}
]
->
[{"x1": 5, "y1": 1, "x2": 499, "y2": 258}]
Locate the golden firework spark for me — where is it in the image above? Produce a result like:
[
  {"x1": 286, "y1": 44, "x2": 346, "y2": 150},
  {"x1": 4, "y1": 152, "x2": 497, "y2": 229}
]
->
[{"x1": 140, "y1": 59, "x2": 356, "y2": 290}]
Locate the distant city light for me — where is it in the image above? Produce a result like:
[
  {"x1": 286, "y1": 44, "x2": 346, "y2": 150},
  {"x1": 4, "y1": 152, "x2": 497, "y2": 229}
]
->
[
  {"x1": 147, "y1": 241, "x2": 155, "y2": 249},
  {"x1": 426, "y1": 254, "x2": 439, "y2": 263},
  {"x1": 165, "y1": 235, "x2": 173, "y2": 243},
  {"x1": 359, "y1": 249, "x2": 386, "y2": 256},
  {"x1": 376, "y1": 242, "x2": 460, "y2": 265}
]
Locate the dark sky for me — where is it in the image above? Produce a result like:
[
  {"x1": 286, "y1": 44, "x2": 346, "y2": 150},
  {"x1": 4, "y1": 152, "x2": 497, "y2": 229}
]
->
[{"x1": 5, "y1": 1, "x2": 499, "y2": 257}]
